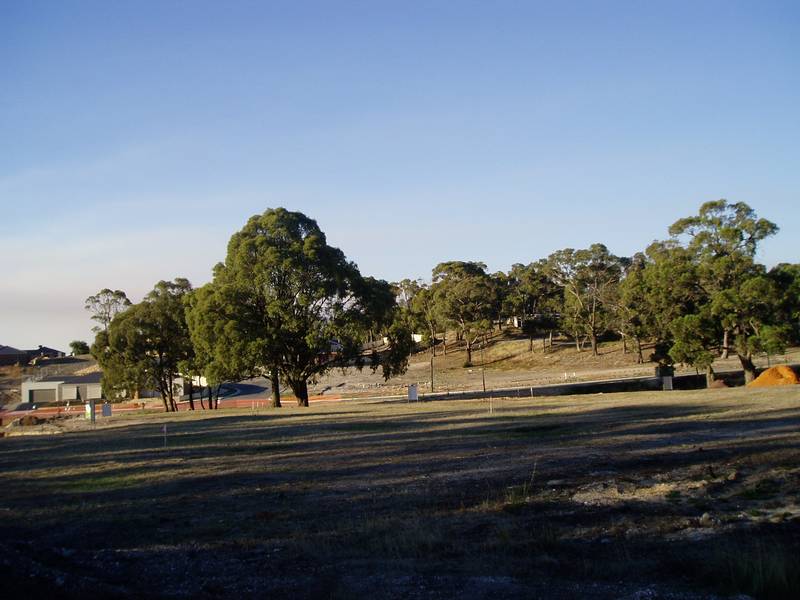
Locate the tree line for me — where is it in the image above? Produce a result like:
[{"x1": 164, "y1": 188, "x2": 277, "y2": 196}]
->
[
  {"x1": 88, "y1": 201, "x2": 799, "y2": 411},
  {"x1": 397, "y1": 200, "x2": 799, "y2": 385},
  {"x1": 89, "y1": 209, "x2": 412, "y2": 411}
]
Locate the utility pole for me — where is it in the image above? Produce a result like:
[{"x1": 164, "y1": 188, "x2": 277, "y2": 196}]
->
[{"x1": 481, "y1": 334, "x2": 486, "y2": 393}]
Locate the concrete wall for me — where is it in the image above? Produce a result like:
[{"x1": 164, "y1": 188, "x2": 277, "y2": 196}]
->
[{"x1": 21, "y1": 380, "x2": 103, "y2": 403}]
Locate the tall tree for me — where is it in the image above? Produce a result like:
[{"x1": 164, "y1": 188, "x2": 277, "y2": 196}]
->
[
  {"x1": 431, "y1": 261, "x2": 497, "y2": 366},
  {"x1": 505, "y1": 261, "x2": 560, "y2": 351},
  {"x1": 94, "y1": 279, "x2": 193, "y2": 411},
  {"x1": 545, "y1": 244, "x2": 626, "y2": 355},
  {"x1": 392, "y1": 278, "x2": 423, "y2": 309},
  {"x1": 768, "y1": 263, "x2": 800, "y2": 344},
  {"x1": 202, "y1": 208, "x2": 410, "y2": 407},
  {"x1": 85, "y1": 289, "x2": 132, "y2": 333},
  {"x1": 669, "y1": 200, "x2": 780, "y2": 382},
  {"x1": 184, "y1": 281, "x2": 258, "y2": 408},
  {"x1": 409, "y1": 285, "x2": 440, "y2": 356},
  {"x1": 618, "y1": 241, "x2": 703, "y2": 363}
]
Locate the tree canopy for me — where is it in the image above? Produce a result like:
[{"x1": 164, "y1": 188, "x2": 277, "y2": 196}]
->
[
  {"x1": 90, "y1": 200, "x2": 792, "y2": 402},
  {"x1": 195, "y1": 208, "x2": 411, "y2": 406},
  {"x1": 669, "y1": 200, "x2": 782, "y2": 382},
  {"x1": 431, "y1": 261, "x2": 497, "y2": 366},
  {"x1": 69, "y1": 340, "x2": 91, "y2": 356},
  {"x1": 85, "y1": 289, "x2": 131, "y2": 333},
  {"x1": 94, "y1": 279, "x2": 193, "y2": 411}
]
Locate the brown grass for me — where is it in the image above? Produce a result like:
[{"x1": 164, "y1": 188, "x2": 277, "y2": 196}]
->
[{"x1": 1, "y1": 386, "x2": 799, "y2": 598}]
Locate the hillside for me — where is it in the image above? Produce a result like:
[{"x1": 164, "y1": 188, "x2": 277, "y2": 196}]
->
[{"x1": 310, "y1": 329, "x2": 800, "y2": 398}]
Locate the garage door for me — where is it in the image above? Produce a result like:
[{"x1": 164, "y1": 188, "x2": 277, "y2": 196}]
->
[{"x1": 29, "y1": 389, "x2": 56, "y2": 403}]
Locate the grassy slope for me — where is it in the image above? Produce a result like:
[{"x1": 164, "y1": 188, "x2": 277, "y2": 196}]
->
[{"x1": 313, "y1": 329, "x2": 800, "y2": 398}]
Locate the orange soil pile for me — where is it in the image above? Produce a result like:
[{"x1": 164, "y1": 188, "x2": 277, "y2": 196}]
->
[{"x1": 747, "y1": 365, "x2": 799, "y2": 387}]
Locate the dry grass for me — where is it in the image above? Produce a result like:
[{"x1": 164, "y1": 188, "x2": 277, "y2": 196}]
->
[{"x1": 1, "y1": 386, "x2": 799, "y2": 598}]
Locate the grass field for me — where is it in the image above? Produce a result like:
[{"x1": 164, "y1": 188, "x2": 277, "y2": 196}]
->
[{"x1": 1, "y1": 386, "x2": 799, "y2": 598}]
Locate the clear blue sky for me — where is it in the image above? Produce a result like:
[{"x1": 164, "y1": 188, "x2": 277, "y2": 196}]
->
[{"x1": 1, "y1": 1, "x2": 798, "y2": 350}]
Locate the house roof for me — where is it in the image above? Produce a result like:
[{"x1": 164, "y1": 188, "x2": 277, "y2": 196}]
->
[
  {"x1": 0, "y1": 345, "x2": 26, "y2": 356},
  {"x1": 26, "y1": 346, "x2": 64, "y2": 355},
  {"x1": 39, "y1": 372, "x2": 103, "y2": 384}
]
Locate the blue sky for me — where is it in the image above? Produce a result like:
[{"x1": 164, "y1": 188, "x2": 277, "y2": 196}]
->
[{"x1": 1, "y1": 1, "x2": 799, "y2": 350}]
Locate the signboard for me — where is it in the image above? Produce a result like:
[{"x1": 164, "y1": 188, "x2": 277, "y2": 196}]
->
[
  {"x1": 85, "y1": 399, "x2": 96, "y2": 423},
  {"x1": 408, "y1": 384, "x2": 418, "y2": 402},
  {"x1": 102, "y1": 402, "x2": 112, "y2": 417}
]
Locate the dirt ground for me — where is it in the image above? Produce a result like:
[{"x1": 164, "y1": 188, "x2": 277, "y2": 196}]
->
[
  {"x1": 1, "y1": 385, "x2": 799, "y2": 599},
  {"x1": 310, "y1": 336, "x2": 800, "y2": 398}
]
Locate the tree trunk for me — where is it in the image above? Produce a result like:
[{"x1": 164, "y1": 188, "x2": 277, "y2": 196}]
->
[
  {"x1": 160, "y1": 392, "x2": 170, "y2": 412},
  {"x1": 738, "y1": 353, "x2": 757, "y2": 383},
  {"x1": 529, "y1": 335, "x2": 533, "y2": 352},
  {"x1": 270, "y1": 367, "x2": 282, "y2": 408},
  {"x1": 465, "y1": 341, "x2": 473, "y2": 366},
  {"x1": 548, "y1": 330, "x2": 553, "y2": 349},
  {"x1": 635, "y1": 337, "x2": 643, "y2": 364},
  {"x1": 443, "y1": 332, "x2": 447, "y2": 356},
  {"x1": 705, "y1": 365, "x2": 716, "y2": 388},
  {"x1": 590, "y1": 333, "x2": 598, "y2": 356},
  {"x1": 622, "y1": 335, "x2": 628, "y2": 354},
  {"x1": 289, "y1": 378, "x2": 309, "y2": 407},
  {"x1": 168, "y1": 374, "x2": 178, "y2": 412},
  {"x1": 199, "y1": 387, "x2": 206, "y2": 410},
  {"x1": 721, "y1": 329, "x2": 730, "y2": 359},
  {"x1": 187, "y1": 379, "x2": 195, "y2": 411},
  {"x1": 574, "y1": 336, "x2": 581, "y2": 352},
  {"x1": 213, "y1": 384, "x2": 221, "y2": 409}
]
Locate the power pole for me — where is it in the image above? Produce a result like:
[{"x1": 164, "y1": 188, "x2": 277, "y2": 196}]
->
[{"x1": 481, "y1": 334, "x2": 486, "y2": 393}]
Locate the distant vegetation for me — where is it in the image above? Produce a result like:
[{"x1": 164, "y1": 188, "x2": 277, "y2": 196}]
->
[
  {"x1": 68, "y1": 340, "x2": 90, "y2": 356},
  {"x1": 89, "y1": 200, "x2": 800, "y2": 411}
]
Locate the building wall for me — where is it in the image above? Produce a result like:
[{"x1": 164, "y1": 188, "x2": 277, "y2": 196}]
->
[
  {"x1": 20, "y1": 381, "x2": 61, "y2": 403},
  {"x1": 21, "y1": 380, "x2": 104, "y2": 403}
]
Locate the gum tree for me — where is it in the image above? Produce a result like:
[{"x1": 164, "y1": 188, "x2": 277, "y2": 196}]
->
[
  {"x1": 545, "y1": 244, "x2": 627, "y2": 355},
  {"x1": 85, "y1": 289, "x2": 131, "y2": 333},
  {"x1": 669, "y1": 200, "x2": 782, "y2": 382},
  {"x1": 94, "y1": 279, "x2": 194, "y2": 411},
  {"x1": 431, "y1": 261, "x2": 498, "y2": 366},
  {"x1": 202, "y1": 208, "x2": 410, "y2": 407}
]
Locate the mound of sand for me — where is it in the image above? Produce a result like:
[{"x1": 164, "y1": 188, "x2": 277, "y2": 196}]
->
[
  {"x1": 747, "y1": 365, "x2": 799, "y2": 387},
  {"x1": 708, "y1": 379, "x2": 729, "y2": 389}
]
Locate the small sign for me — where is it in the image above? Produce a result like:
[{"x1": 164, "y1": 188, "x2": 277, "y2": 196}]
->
[
  {"x1": 85, "y1": 399, "x2": 96, "y2": 423},
  {"x1": 102, "y1": 402, "x2": 112, "y2": 417},
  {"x1": 408, "y1": 384, "x2": 418, "y2": 401}
]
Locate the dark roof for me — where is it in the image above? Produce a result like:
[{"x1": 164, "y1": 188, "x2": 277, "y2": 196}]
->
[
  {"x1": 40, "y1": 372, "x2": 103, "y2": 384},
  {"x1": 0, "y1": 345, "x2": 26, "y2": 356},
  {"x1": 26, "y1": 346, "x2": 64, "y2": 356}
]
